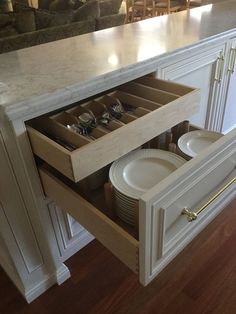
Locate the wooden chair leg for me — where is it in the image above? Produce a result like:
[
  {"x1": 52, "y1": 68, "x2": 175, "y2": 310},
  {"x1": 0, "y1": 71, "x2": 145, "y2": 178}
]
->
[{"x1": 142, "y1": 4, "x2": 146, "y2": 19}]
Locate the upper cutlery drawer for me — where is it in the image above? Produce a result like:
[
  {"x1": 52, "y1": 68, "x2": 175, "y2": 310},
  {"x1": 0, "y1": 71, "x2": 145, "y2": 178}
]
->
[{"x1": 26, "y1": 77, "x2": 200, "y2": 182}]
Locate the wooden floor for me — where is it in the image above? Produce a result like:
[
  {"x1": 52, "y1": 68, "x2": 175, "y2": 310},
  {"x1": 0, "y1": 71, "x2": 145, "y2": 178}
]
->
[{"x1": 1, "y1": 199, "x2": 236, "y2": 314}]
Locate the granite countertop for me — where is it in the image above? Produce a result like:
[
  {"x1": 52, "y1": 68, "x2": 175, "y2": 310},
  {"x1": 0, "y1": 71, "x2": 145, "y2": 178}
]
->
[{"x1": 0, "y1": 0, "x2": 236, "y2": 121}]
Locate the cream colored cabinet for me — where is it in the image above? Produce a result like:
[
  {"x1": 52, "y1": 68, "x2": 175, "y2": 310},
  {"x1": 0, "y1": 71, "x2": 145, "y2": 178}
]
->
[
  {"x1": 221, "y1": 38, "x2": 236, "y2": 133},
  {"x1": 156, "y1": 43, "x2": 227, "y2": 130},
  {"x1": 2, "y1": 3, "x2": 236, "y2": 301},
  {"x1": 26, "y1": 76, "x2": 236, "y2": 286},
  {"x1": 25, "y1": 37, "x2": 236, "y2": 269}
]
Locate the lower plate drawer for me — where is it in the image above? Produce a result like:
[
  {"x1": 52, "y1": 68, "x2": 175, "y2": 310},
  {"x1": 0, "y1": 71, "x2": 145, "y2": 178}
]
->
[{"x1": 38, "y1": 127, "x2": 236, "y2": 286}]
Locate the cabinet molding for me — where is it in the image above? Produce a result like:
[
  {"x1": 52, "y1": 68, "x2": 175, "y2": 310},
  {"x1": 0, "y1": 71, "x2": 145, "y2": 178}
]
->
[
  {"x1": 49, "y1": 203, "x2": 94, "y2": 261},
  {"x1": 157, "y1": 43, "x2": 228, "y2": 131},
  {"x1": 221, "y1": 37, "x2": 236, "y2": 133}
]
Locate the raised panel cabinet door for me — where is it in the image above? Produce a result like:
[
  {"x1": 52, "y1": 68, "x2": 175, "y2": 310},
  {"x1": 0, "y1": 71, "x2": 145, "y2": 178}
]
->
[
  {"x1": 156, "y1": 44, "x2": 227, "y2": 130},
  {"x1": 221, "y1": 38, "x2": 236, "y2": 133},
  {"x1": 48, "y1": 203, "x2": 93, "y2": 261}
]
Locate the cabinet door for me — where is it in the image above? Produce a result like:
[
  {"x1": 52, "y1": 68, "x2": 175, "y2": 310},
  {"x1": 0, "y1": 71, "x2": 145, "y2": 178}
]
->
[
  {"x1": 221, "y1": 38, "x2": 236, "y2": 133},
  {"x1": 49, "y1": 203, "x2": 94, "y2": 261},
  {"x1": 157, "y1": 44, "x2": 226, "y2": 130}
]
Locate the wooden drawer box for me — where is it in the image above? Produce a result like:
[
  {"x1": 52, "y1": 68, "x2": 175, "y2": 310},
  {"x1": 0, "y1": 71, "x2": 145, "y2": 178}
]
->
[
  {"x1": 27, "y1": 77, "x2": 199, "y2": 182},
  {"x1": 38, "y1": 128, "x2": 236, "y2": 286}
]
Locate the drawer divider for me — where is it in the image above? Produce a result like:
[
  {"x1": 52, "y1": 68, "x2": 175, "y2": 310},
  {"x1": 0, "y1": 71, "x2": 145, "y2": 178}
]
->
[
  {"x1": 134, "y1": 77, "x2": 194, "y2": 96},
  {"x1": 119, "y1": 82, "x2": 180, "y2": 104}
]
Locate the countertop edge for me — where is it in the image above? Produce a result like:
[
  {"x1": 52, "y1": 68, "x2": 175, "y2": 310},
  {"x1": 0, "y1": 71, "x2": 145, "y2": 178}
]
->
[{"x1": 3, "y1": 17, "x2": 236, "y2": 122}]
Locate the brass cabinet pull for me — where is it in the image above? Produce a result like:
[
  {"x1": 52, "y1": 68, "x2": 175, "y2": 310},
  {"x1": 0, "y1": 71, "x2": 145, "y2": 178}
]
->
[
  {"x1": 182, "y1": 176, "x2": 236, "y2": 222},
  {"x1": 215, "y1": 52, "x2": 224, "y2": 83},
  {"x1": 228, "y1": 47, "x2": 236, "y2": 74}
]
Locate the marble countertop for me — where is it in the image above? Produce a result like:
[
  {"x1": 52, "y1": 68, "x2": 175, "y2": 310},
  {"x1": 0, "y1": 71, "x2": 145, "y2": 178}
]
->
[{"x1": 1, "y1": 0, "x2": 236, "y2": 121}]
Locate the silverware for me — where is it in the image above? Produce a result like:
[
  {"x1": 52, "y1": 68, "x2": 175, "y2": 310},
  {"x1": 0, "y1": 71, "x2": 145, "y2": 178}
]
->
[
  {"x1": 45, "y1": 132, "x2": 77, "y2": 151},
  {"x1": 109, "y1": 98, "x2": 125, "y2": 119},
  {"x1": 67, "y1": 123, "x2": 96, "y2": 140},
  {"x1": 98, "y1": 108, "x2": 112, "y2": 126},
  {"x1": 123, "y1": 103, "x2": 135, "y2": 113},
  {"x1": 78, "y1": 111, "x2": 97, "y2": 128}
]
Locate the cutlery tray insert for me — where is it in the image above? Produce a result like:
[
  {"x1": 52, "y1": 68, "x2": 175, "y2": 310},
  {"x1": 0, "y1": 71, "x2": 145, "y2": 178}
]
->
[{"x1": 27, "y1": 77, "x2": 199, "y2": 182}]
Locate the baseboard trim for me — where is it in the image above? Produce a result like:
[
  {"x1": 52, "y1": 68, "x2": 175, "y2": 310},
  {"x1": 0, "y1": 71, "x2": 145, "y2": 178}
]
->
[
  {"x1": 61, "y1": 232, "x2": 94, "y2": 262},
  {"x1": 25, "y1": 264, "x2": 70, "y2": 303},
  {"x1": 56, "y1": 263, "x2": 71, "y2": 285},
  {"x1": 223, "y1": 123, "x2": 236, "y2": 134}
]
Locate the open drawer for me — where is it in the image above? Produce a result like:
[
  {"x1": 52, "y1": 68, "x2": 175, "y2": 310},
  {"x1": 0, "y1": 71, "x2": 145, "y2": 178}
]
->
[
  {"x1": 38, "y1": 127, "x2": 236, "y2": 286},
  {"x1": 27, "y1": 77, "x2": 199, "y2": 182}
]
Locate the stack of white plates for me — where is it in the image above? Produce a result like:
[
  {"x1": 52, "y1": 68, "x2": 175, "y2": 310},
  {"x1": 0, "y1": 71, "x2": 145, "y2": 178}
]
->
[
  {"x1": 109, "y1": 149, "x2": 186, "y2": 226},
  {"x1": 178, "y1": 130, "x2": 223, "y2": 158}
]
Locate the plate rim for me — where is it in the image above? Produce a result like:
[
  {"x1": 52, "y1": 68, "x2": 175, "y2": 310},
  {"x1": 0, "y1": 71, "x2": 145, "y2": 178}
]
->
[
  {"x1": 178, "y1": 130, "x2": 223, "y2": 157},
  {"x1": 109, "y1": 149, "x2": 186, "y2": 199}
]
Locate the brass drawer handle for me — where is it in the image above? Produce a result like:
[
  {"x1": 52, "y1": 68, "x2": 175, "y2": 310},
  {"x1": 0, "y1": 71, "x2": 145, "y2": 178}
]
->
[
  {"x1": 215, "y1": 52, "x2": 224, "y2": 83},
  {"x1": 228, "y1": 47, "x2": 236, "y2": 74},
  {"x1": 182, "y1": 176, "x2": 236, "y2": 222}
]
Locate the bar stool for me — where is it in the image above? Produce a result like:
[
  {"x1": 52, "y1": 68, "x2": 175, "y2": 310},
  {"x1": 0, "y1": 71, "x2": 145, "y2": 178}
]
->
[
  {"x1": 152, "y1": 0, "x2": 182, "y2": 16},
  {"x1": 127, "y1": 0, "x2": 154, "y2": 22}
]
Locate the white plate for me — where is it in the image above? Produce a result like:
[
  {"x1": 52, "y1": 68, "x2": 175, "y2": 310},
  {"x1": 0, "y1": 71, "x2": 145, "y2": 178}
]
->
[
  {"x1": 115, "y1": 199, "x2": 137, "y2": 210},
  {"x1": 114, "y1": 188, "x2": 137, "y2": 225},
  {"x1": 116, "y1": 208, "x2": 135, "y2": 219},
  {"x1": 114, "y1": 193, "x2": 137, "y2": 205},
  {"x1": 178, "y1": 130, "x2": 223, "y2": 158},
  {"x1": 115, "y1": 204, "x2": 136, "y2": 216},
  {"x1": 115, "y1": 198, "x2": 136, "y2": 212},
  {"x1": 109, "y1": 149, "x2": 186, "y2": 199},
  {"x1": 116, "y1": 212, "x2": 134, "y2": 225}
]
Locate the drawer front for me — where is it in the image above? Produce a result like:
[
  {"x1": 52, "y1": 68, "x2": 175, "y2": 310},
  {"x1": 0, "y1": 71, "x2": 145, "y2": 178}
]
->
[
  {"x1": 27, "y1": 77, "x2": 199, "y2": 182},
  {"x1": 139, "y1": 128, "x2": 236, "y2": 285}
]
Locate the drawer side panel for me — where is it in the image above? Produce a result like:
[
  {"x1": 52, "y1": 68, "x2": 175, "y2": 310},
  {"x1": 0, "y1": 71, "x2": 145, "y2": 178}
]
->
[
  {"x1": 39, "y1": 168, "x2": 139, "y2": 273},
  {"x1": 27, "y1": 126, "x2": 74, "y2": 180}
]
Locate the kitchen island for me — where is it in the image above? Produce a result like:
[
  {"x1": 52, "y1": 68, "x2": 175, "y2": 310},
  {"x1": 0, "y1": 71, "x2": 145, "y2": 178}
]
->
[{"x1": 0, "y1": 1, "x2": 236, "y2": 303}]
